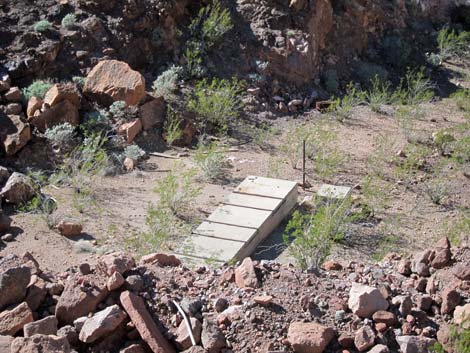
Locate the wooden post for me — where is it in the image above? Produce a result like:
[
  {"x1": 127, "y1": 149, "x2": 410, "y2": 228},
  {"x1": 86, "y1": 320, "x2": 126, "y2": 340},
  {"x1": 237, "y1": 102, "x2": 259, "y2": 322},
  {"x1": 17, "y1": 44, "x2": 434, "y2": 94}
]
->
[{"x1": 302, "y1": 139, "x2": 306, "y2": 189}]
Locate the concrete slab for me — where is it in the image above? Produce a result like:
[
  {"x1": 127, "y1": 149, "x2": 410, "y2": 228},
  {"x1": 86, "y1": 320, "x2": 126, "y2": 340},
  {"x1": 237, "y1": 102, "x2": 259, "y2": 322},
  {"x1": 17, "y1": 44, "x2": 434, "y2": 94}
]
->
[
  {"x1": 208, "y1": 204, "x2": 271, "y2": 229},
  {"x1": 234, "y1": 176, "x2": 298, "y2": 199},
  {"x1": 193, "y1": 221, "x2": 257, "y2": 242},
  {"x1": 223, "y1": 193, "x2": 283, "y2": 211},
  {"x1": 317, "y1": 184, "x2": 352, "y2": 200},
  {"x1": 178, "y1": 234, "x2": 241, "y2": 262}
]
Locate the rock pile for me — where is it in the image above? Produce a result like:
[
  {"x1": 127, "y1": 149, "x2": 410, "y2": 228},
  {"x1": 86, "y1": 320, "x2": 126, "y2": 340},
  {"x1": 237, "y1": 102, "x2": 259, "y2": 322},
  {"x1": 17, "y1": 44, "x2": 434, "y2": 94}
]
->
[{"x1": 0, "y1": 237, "x2": 468, "y2": 353}]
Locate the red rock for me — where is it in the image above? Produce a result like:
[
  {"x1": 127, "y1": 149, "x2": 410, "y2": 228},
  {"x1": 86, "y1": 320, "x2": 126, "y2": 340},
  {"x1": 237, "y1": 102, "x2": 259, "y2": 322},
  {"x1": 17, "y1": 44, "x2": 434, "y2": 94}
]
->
[
  {"x1": 235, "y1": 258, "x2": 258, "y2": 289},
  {"x1": 0, "y1": 256, "x2": 31, "y2": 311},
  {"x1": 348, "y1": 283, "x2": 389, "y2": 318},
  {"x1": 4, "y1": 87, "x2": 21, "y2": 102},
  {"x1": 23, "y1": 315, "x2": 58, "y2": 337},
  {"x1": 452, "y1": 261, "x2": 470, "y2": 280},
  {"x1": 431, "y1": 237, "x2": 451, "y2": 269},
  {"x1": 441, "y1": 288, "x2": 461, "y2": 315},
  {"x1": 287, "y1": 322, "x2": 335, "y2": 353},
  {"x1": 97, "y1": 251, "x2": 135, "y2": 276},
  {"x1": 118, "y1": 119, "x2": 142, "y2": 143},
  {"x1": 375, "y1": 323, "x2": 387, "y2": 332},
  {"x1": 372, "y1": 311, "x2": 396, "y2": 326},
  {"x1": 323, "y1": 260, "x2": 342, "y2": 271},
  {"x1": 10, "y1": 334, "x2": 71, "y2": 353},
  {"x1": 0, "y1": 302, "x2": 33, "y2": 335},
  {"x1": 253, "y1": 295, "x2": 273, "y2": 306},
  {"x1": 397, "y1": 259, "x2": 411, "y2": 275},
  {"x1": 27, "y1": 97, "x2": 43, "y2": 118},
  {"x1": 354, "y1": 326, "x2": 376, "y2": 352},
  {"x1": 201, "y1": 319, "x2": 226, "y2": 353},
  {"x1": 416, "y1": 294, "x2": 433, "y2": 312},
  {"x1": 316, "y1": 100, "x2": 333, "y2": 112},
  {"x1": 402, "y1": 322, "x2": 412, "y2": 335},
  {"x1": 139, "y1": 97, "x2": 165, "y2": 130},
  {"x1": 43, "y1": 83, "x2": 80, "y2": 108},
  {"x1": 107, "y1": 271, "x2": 125, "y2": 291},
  {"x1": 175, "y1": 317, "x2": 201, "y2": 350},
  {"x1": 5, "y1": 103, "x2": 22, "y2": 115},
  {"x1": 0, "y1": 335, "x2": 14, "y2": 353},
  {"x1": 79, "y1": 304, "x2": 127, "y2": 343},
  {"x1": 123, "y1": 157, "x2": 137, "y2": 171},
  {"x1": 1, "y1": 115, "x2": 31, "y2": 156},
  {"x1": 57, "y1": 220, "x2": 82, "y2": 237},
  {"x1": 338, "y1": 333, "x2": 354, "y2": 348},
  {"x1": 120, "y1": 291, "x2": 176, "y2": 353},
  {"x1": 84, "y1": 60, "x2": 146, "y2": 106},
  {"x1": 28, "y1": 100, "x2": 79, "y2": 132},
  {"x1": 55, "y1": 274, "x2": 108, "y2": 324},
  {"x1": 139, "y1": 253, "x2": 181, "y2": 267}
]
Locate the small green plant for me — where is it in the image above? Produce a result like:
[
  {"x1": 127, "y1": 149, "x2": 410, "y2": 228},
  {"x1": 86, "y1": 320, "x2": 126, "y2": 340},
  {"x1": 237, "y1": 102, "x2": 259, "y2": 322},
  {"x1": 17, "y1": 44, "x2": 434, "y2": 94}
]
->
[
  {"x1": 72, "y1": 76, "x2": 86, "y2": 88},
  {"x1": 392, "y1": 67, "x2": 434, "y2": 105},
  {"x1": 61, "y1": 14, "x2": 77, "y2": 29},
  {"x1": 22, "y1": 80, "x2": 53, "y2": 101},
  {"x1": 436, "y1": 28, "x2": 470, "y2": 61},
  {"x1": 433, "y1": 129, "x2": 455, "y2": 155},
  {"x1": 163, "y1": 109, "x2": 184, "y2": 146},
  {"x1": 451, "y1": 89, "x2": 470, "y2": 114},
  {"x1": 280, "y1": 123, "x2": 313, "y2": 169},
  {"x1": 366, "y1": 75, "x2": 391, "y2": 113},
  {"x1": 194, "y1": 142, "x2": 226, "y2": 182},
  {"x1": 452, "y1": 135, "x2": 470, "y2": 165},
  {"x1": 448, "y1": 322, "x2": 470, "y2": 353},
  {"x1": 444, "y1": 210, "x2": 470, "y2": 245},
  {"x1": 106, "y1": 101, "x2": 138, "y2": 122},
  {"x1": 361, "y1": 175, "x2": 391, "y2": 216},
  {"x1": 393, "y1": 143, "x2": 431, "y2": 186},
  {"x1": 329, "y1": 83, "x2": 366, "y2": 122},
  {"x1": 34, "y1": 20, "x2": 52, "y2": 32},
  {"x1": 152, "y1": 65, "x2": 183, "y2": 101},
  {"x1": 153, "y1": 165, "x2": 201, "y2": 216},
  {"x1": 284, "y1": 196, "x2": 353, "y2": 270},
  {"x1": 371, "y1": 216, "x2": 403, "y2": 261},
  {"x1": 74, "y1": 240, "x2": 96, "y2": 254},
  {"x1": 424, "y1": 175, "x2": 450, "y2": 206},
  {"x1": 187, "y1": 77, "x2": 244, "y2": 134},
  {"x1": 44, "y1": 123, "x2": 76, "y2": 147},
  {"x1": 188, "y1": 0, "x2": 233, "y2": 49},
  {"x1": 122, "y1": 145, "x2": 146, "y2": 160},
  {"x1": 395, "y1": 104, "x2": 426, "y2": 141}
]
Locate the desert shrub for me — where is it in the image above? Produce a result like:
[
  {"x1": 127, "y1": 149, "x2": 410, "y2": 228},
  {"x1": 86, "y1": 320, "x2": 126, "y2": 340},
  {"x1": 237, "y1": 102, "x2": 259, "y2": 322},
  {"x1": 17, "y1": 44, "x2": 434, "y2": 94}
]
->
[
  {"x1": 72, "y1": 76, "x2": 86, "y2": 88},
  {"x1": 188, "y1": 0, "x2": 233, "y2": 49},
  {"x1": 152, "y1": 65, "x2": 183, "y2": 101},
  {"x1": 357, "y1": 63, "x2": 389, "y2": 85},
  {"x1": 393, "y1": 143, "x2": 431, "y2": 186},
  {"x1": 187, "y1": 77, "x2": 244, "y2": 134},
  {"x1": 22, "y1": 80, "x2": 53, "y2": 100},
  {"x1": 451, "y1": 89, "x2": 470, "y2": 112},
  {"x1": 280, "y1": 124, "x2": 313, "y2": 169},
  {"x1": 424, "y1": 176, "x2": 450, "y2": 206},
  {"x1": 81, "y1": 110, "x2": 112, "y2": 133},
  {"x1": 365, "y1": 75, "x2": 391, "y2": 112},
  {"x1": 433, "y1": 129, "x2": 455, "y2": 155},
  {"x1": 194, "y1": 142, "x2": 226, "y2": 181},
  {"x1": 153, "y1": 165, "x2": 201, "y2": 216},
  {"x1": 34, "y1": 20, "x2": 52, "y2": 32},
  {"x1": 382, "y1": 34, "x2": 411, "y2": 68},
  {"x1": 106, "y1": 101, "x2": 138, "y2": 122},
  {"x1": 395, "y1": 104, "x2": 426, "y2": 140},
  {"x1": 329, "y1": 83, "x2": 366, "y2": 122},
  {"x1": 61, "y1": 14, "x2": 76, "y2": 29},
  {"x1": 361, "y1": 175, "x2": 391, "y2": 216},
  {"x1": 392, "y1": 67, "x2": 434, "y2": 105},
  {"x1": 436, "y1": 28, "x2": 470, "y2": 60},
  {"x1": 44, "y1": 123, "x2": 76, "y2": 147},
  {"x1": 284, "y1": 196, "x2": 353, "y2": 270},
  {"x1": 452, "y1": 135, "x2": 470, "y2": 164},
  {"x1": 74, "y1": 240, "x2": 95, "y2": 254},
  {"x1": 445, "y1": 211, "x2": 470, "y2": 245},
  {"x1": 123, "y1": 145, "x2": 146, "y2": 160},
  {"x1": 163, "y1": 109, "x2": 184, "y2": 146}
]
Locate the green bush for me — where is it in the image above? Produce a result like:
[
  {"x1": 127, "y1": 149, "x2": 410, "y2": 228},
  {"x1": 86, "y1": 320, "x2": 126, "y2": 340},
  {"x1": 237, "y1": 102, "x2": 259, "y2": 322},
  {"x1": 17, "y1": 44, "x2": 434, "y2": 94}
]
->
[
  {"x1": 123, "y1": 145, "x2": 146, "y2": 161},
  {"x1": 451, "y1": 89, "x2": 470, "y2": 112},
  {"x1": 382, "y1": 34, "x2": 411, "y2": 68},
  {"x1": 392, "y1": 67, "x2": 434, "y2": 105},
  {"x1": 44, "y1": 123, "x2": 76, "y2": 148},
  {"x1": 437, "y1": 28, "x2": 470, "y2": 61},
  {"x1": 153, "y1": 165, "x2": 201, "y2": 216},
  {"x1": 194, "y1": 142, "x2": 226, "y2": 181},
  {"x1": 61, "y1": 14, "x2": 77, "y2": 29},
  {"x1": 284, "y1": 196, "x2": 353, "y2": 270},
  {"x1": 366, "y1": 75, "x2": 391, "y2": 112},
  {"x1": 152, "y1": 65, "x2": 183, "y2": 101},
  {"x1": 34, "y1": 20, "x2": 52, "y2": 32},
  {"x1": 72, "y1": 76, "x2": 86, "y2": 88},
  {"x1": 22, "y1": 80, "x2": 53, "y2": 100},
  {"x1": 187, "y1": 77, "x2": 244, "y2": 134},
  {"x1": 163, "y1": 109, "x2": 184, "y2": 146},
  {"x1": 329, "y1": 83, "x2": 366, "y2": 122},
  {"x1": 106, "y1": 101, "x2": 138, "y2": 122}
]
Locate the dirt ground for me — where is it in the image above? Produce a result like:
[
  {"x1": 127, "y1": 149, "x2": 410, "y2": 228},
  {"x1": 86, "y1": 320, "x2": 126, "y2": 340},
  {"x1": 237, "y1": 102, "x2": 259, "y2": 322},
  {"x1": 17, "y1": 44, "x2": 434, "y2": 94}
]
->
[{"x1": 2, "y1": 83, "x2": 469, "y2": 272}]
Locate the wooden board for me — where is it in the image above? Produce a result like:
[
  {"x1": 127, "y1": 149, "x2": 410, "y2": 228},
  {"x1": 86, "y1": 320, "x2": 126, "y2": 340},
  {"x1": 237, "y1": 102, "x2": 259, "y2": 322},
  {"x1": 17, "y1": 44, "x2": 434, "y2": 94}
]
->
[{"x1": 175, "y1": 176, "x2": 298, "y2": 264}]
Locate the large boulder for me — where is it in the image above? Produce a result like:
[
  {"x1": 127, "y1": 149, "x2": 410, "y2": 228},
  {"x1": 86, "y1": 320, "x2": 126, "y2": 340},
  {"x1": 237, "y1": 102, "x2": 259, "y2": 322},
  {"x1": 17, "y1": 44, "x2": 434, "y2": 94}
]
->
[
  {"x1": 28, "y1": 100, "x2": 79, "y2": 132},
  {"x1": 79, "y1": 304, "x2": 127, "y2": 343},
  {"x1": 0, "y1": 255, "x2": 31, "y2": 310},
  {"x1": 83, "y1": 60, "x2": 146, "y2": 106},
  {"x1": 43, "y1": 83, "x2": 80, "y2": 108},
  {"x1": 55, "y1": 274, "x2": 108, "y2": 324},
  {"x1": 24, "y1": 316, "x2": 58, "y2": 337},
  {"x1": 234, "y1": 257, "x2": 259, "y2": 289},
  {"x1": 201, "y1": 320, "x2": 226, "y2": 353},
  {"x1": 10, "y1": 334, "x2": 71, "y2": 353},
  {"x1": 0, "y1": 335, "x2": 14, "y2": 353},
  {"x1": 0, "y1": 302, "x2": 34, "y2": 335},
  {"x1": 348, "y1": 283, "x2": 389, "y2": 318},
  {"x1": 287, "y1": 322, "x2": 335, "y2": 353},
  {"x1": 395, "y1": 335, "x2": 436, "y2": 353},
  {"x1": 0, "y1": 114, "x2": 31, "y2": 156},
  {"x1": 0, "y1": 172, "x2": 35, "y2": 205}
]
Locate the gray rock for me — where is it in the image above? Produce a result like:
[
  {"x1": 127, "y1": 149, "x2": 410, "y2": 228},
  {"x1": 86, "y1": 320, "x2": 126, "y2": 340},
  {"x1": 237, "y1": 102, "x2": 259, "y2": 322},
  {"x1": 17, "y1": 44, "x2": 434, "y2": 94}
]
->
[
  {"x1": 201, "y1": 320, "x2": 226, "y2": 353},
  {"x1": 0, "y1": 256, "x2": 31, "y2": 311},
  {"x1": 78, "y1": 304, "x2": 127, "y2": 343},
  {"x1": 23, "y1": 315, "x2": 58, "y2": 337},
  {"x1": 0, "y1": 173, "x2": 35, "y2": 205},
  {"x1": 348, "y1": 283, "x2": 389, "y2": 318},
  {"x1": 396, "y1": 335, "x2": 436, "y2": 353}
]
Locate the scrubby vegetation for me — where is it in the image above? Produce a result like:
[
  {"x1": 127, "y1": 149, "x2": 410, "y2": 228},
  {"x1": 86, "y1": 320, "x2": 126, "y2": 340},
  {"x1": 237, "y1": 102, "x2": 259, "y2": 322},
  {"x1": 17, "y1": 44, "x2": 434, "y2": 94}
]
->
[{"x1": 22, "y1": 80, "x2": 53, "y2": 100}]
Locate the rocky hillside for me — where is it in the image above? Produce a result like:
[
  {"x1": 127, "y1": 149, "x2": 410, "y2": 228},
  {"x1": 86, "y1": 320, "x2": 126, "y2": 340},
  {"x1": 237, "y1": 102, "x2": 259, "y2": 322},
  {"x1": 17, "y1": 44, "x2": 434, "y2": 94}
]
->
[{"x1": 0, "y1": 237, "x2": 469, "y2": 353}]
